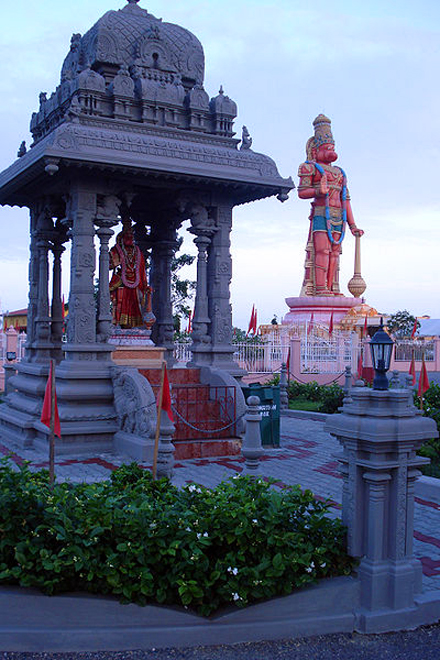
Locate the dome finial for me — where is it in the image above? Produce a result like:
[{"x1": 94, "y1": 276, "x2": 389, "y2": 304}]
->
[{"x1": 127, "y1": 0, "x2": 140, "y2": 4}]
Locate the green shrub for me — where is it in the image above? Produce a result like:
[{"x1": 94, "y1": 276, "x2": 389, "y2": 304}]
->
[
  {"x1": 0, "y1": 460, "x2": 355, "y2": 616},
  {"x1": 286, "y1": 381, "x2": 344, "y2": 414}
]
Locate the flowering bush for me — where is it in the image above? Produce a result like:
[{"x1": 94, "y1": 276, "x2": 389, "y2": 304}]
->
[{"x1": 0, "y1": 460, "x2": 355, "y2": 616}]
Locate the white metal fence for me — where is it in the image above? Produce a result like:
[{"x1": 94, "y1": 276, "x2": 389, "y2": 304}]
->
[
  {"x1": 394, "y1": 340, "x2": 435, "y2": 362},
  {"x1": 233, "y1": 341, "x2": 290, "y2": 374},
  {"x1": 301, "y1": 330, "x2": 358, "y2": 374}
]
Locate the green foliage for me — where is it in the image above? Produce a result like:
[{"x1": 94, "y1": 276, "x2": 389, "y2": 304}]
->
[
  {"x1": 387, "y1": 310, "x2": 419, "y2": 338},
  {"x1": 414, "y1": 384, "x2": 440, "y2": 477},
  {"x1": 171, "y1": 236, "x2": 196, "y2": 322},
  {"x1": 286, "y1": 381, "x2": 344, "y2": 414},
  {"x1": 0, "y1": 460, "x2": 355, "y2": 616}
]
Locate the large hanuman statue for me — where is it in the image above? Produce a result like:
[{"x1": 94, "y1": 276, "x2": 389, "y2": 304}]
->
[{"x1": 298, "y1": 114, "x2": 363, "y2": 296}]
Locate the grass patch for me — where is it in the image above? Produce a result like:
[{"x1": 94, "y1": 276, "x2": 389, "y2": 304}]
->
[{"x1": 288, "y1": 398, "x2": 322, "y2": 412}]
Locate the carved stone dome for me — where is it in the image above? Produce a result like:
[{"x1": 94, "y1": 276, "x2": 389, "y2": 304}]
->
[{"x1": 61, "y1": 0, "x2": 205, "y2": 87}]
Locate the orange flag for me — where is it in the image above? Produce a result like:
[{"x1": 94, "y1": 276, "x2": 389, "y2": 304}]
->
[
  {"x1": 40, "y1": 362, "x2": 61, "y2": 438},
  {"x1": 418, "y1": 355, "x2": 430, "y2": 397},
  {"x1": 158, "y1": 365, "x2": 174, "y2": 422},
  {"x1": 409, "y1": 351, "x2": 416, "y2": 386}
]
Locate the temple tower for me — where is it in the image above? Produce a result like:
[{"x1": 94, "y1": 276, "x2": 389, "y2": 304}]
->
[{"x1": 0, "y1": 0, "x2": 292, "y2": 452}]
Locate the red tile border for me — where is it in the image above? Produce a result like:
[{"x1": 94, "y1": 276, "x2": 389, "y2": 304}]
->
[
  {"x1": 419, "y1": 556, "x2": 440, "y2": 577},
  {"x1": 414, "y1": 530, "x2": 440, "y2": 550}
]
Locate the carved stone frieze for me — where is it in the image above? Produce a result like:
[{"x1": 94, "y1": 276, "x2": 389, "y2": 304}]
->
[{"x1": 111, "y1": 366, "x2": 156, "y2": 438}]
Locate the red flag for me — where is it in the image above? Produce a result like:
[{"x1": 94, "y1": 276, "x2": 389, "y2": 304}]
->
[
  {"x1": 253, "y1": 307, "x2": 258, "y2": 335},
  {"x1": 409, "y1": 351, "x2": 416, "y2": 386},
  {"x1": 329, "y1": 311, "x2": 334, "y2": 337},
  {"x1": 363, "y1": 315, "x2": 368, "y2": 336},
  {"x1": 247, "y1": 305, "x2": 255, "y2": 336},
  {"x1": 418, "y1": 355, "x2": 430, "y2": 397},
  {"x1": 410, "y1": 319, "x2": 418, "y2": 339},
  {"x1": 186, "y1": 309, "x2": 192, "y2": 334},
  {"x1": 62, "y1": 295, "x2": 65, "y2": 319},
  {"x1": 40, "y1": 362, "x2": 61, "y2": 438},
  {"x1": 157, "y1": 365, "x2": 174, "y2": 422},
  {"x1": 308, "y1": 312, "x2": 314, "y2": 336},
  {"x1": 357, "y1": 350, "x2": 363, "y2": 378},
  {"x1": 286, "y1": 347, "x2": 291, "y2": 376}
]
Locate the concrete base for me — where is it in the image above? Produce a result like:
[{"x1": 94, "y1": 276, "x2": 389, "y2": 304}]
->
[
  {"x1": 283, "y1": 295, "x2": 362, "y2": 326},
  {"x1": 113, "y1": 430, "x2": 155, "y2": 461},
  {"x1": 1, "y1": 577, "x2": 440, "y2": 652},
  {"x1": 111, "y1": 345, "x2": 165, "y2": 368}
]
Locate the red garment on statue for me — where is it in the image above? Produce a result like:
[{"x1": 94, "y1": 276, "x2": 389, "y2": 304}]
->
[{"x1": 109, "y1": 243, "x2": 148, "y2": 328}]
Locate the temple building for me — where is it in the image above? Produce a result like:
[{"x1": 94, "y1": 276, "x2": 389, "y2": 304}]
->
[{"x1": 0, "y1": 0, "x2": 292, "y2": 455}]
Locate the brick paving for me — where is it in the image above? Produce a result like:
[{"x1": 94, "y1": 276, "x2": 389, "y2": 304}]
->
[{"x1": 1, "y1": 416, "x2": 440, "y2": 592}]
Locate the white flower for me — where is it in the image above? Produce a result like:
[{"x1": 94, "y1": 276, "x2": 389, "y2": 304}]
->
[
  {"x1": 203, "y1": 532, "x2": 208, "y2": 537},
  {"x1": 196, "y1": 533, "x2": 201, "y2": 539},
  {"x1": 185, "y1": 527, "x2": 192, "y2": 532},
  {"x1": 227, "y1": 566, "x2": 238, "y2": 575},
  {"x1": 232, "y1": 592, "x2": 240, "y2": 601},
  {"x1": 321, "y1": 562, "x2": 327, "y2": 568},
  {"x1": 306, "y1": 567, "x2": 312, "y2": 573},
  {"x1": 188, "y1": 484, "x2": 197, "y2": 492},
  {"x1": 310, "y1": 561, "x2": 315, "y2": 568},
  {"x1": 252, "y1": 519, "x2": 258, "y2": 524}
]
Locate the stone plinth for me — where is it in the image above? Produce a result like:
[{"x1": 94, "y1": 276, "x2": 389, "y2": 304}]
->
[
  {"x1": 283, "y1": 295, "x2": 363, "y2": 326},
  {"x1": 111, "y1": 345, "x2": 165, "y2": 369},
  {"x1": 326, "y1": 382, "x2": 440, "y2": 632}
]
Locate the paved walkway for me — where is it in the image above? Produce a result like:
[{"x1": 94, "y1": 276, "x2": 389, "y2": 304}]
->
[{"x1": 1, "y1": 416, "x2": 440, "y2": 592}]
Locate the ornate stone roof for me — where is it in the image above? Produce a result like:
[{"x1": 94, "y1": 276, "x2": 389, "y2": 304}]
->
[{"x1": 61, "y1": 1, "x2": 205, "y2": 86}]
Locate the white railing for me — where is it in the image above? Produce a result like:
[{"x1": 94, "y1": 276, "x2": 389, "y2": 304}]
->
[
  {"x1": 17, "y1": 332, "x2": 27, "y2": 361},
  {"x1": 174, "y1": 340, "x2": 192, "y2": 364},
  {"x1": 233, "y1": 340, "x2": 290, "y2": 374},
  {"x1": 394, "y1": 340, "x2": 435, "y2": 362},
  {"x1": 301, "y1": 329, "x2": 358, "y2": 374}
]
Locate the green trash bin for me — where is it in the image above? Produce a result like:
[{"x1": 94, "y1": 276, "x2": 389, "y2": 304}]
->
[{"x1": 242, "y1": 384, "x2": 280, "y2": 447}]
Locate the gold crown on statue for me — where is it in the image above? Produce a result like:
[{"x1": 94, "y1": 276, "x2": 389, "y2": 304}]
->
[{"x1": 312, "y1": 114, "x2": 334, "y2": 147}]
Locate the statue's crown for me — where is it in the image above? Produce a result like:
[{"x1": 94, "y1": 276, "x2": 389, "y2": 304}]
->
[{"x1": 312, "y1": 114, "x2": 335, "y2": 147}]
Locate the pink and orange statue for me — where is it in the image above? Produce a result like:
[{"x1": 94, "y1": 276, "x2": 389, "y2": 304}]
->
[
  {"x1": 109, "y1": 223, "x2": 153, "y2": 329},
  {"x1": 297, "y1": 114, "x2": 363, "y2": 296}
]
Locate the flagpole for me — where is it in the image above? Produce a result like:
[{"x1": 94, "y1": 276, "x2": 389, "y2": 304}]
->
[
  {"x1": 152, "y1": 361, "x2": 166, "y2": 481},
  {"x1": 49, "y1": 358, "x2": 55, "y2": 490}
]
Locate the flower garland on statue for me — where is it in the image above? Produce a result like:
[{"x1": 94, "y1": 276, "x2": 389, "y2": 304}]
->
[
  {"x1": 306, "y1": 161, "x2": 347, "y2": 245},
  {"x1": 115, "y1": 241, "x2": 142, "y2": 289}
]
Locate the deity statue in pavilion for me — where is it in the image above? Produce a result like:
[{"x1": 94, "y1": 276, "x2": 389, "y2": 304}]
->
[
  {"x1": 109, "y1": 222, "x2": 153, "y2": 329},
  {"x1": 297, "y1": 114, "x2": 363, "y2": 297}
]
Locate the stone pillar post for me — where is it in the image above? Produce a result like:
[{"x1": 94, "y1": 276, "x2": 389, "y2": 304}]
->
[
  {"x1": 150, "y1": 228, "x2": 178, "y2": 366},
  {"x1": 95, "y1": 223, "x2": 114, "y2": 343},
  {"x1": 34, "y1": 233, "x2": 52, "y2": 362},
  {"x1": 188, "y1": 230, "x2": 213, "y2": 367},
  {"x1": 65, "y1": 189, "x2": 98, "y2": 358},
  {"x1": 50, "y1": 240, "x2": 65, "y2": 362},
  {"x1": 25, "y1": 207, "x2": 40, "y2": 360},
  {"x1": 205, "y1": 203, "x2": 244, "y2": 376},
  {"x1": 326, "y1": 382, "x2": 438, "y2": 631},
  {"x1": 94, "y1": 196, "x2": 120, "y2": 344}
]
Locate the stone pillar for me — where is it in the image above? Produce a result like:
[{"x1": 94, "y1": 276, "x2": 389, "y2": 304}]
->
[
  {"x1": 326, "y1": 382, "x2": 438, "y2": 631},
  {"x1": 50, "y1": 240, "x2": 65, "y2": 362},
  {"x1": 65, "y1": 189, "x2": 98, "y2": 357},
  {"x1": 150, "y1": 228, "x2": 178, "y2": 366},
  {"x1": 25, "y1": 207, "x2": 40, "y2": 360},
  {"x1": 206, "y1": 204, "x2": 244, "y2": 376},
  {"x1": 186, "y1": 203, "x2": 215, "y2": 367},
  {"x1": 95, "y1": 196, "x2": 120, "y2": 344},
  {"x1": 34, "y1": 233, "x2": 52, "y2": 362}
]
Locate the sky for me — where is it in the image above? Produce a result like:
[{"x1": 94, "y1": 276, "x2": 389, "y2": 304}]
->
[{"x1": 0, "y1": 0, "x2": 439, "y2": 330}]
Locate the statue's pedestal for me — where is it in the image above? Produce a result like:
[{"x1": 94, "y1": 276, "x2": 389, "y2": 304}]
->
[
  {"x1": 110, "y1": 328, "x2": 164, "y2": 368},
  {"x1": 283, "y1": 295, "x2": 363, "y2": 326},
  {"x1": 111, "y1": 345, "x2": 165, "y2": 368}
]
